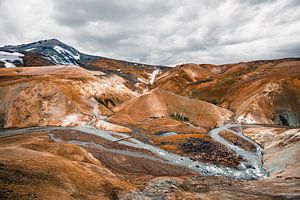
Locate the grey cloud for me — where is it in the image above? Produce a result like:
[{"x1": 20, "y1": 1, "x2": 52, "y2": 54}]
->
[
  {"x1": 284, "y1": 0, "x2": 300, "y2": 7},
  {"x1": 275, "y1": 42, "x2": 300, "y2": 57},
  {"x1": 0, "y1": 0, "x2": 299, "y2": 65},
  {"x1": 242, "y1": 0, "x2": 274, "y2": 6},
  {"x1": 54, "y1": 0, "x2": 131, "y2": 26},
  {"x1": 53, "y1": 0, "x2": 174, "y2": 27}
]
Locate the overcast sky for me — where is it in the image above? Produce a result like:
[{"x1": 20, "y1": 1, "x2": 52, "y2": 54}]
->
[{"x1": 0, "y1": 0, "x2": 299, "y2": 66}]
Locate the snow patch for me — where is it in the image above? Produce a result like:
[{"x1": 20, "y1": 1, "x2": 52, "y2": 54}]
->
[
  {"x1": 49, "y1": 55, "x2": 60, "y2": 64},
  {"x1": 0, "y1": 51, "x2": 23, "y2": 57},
  {"x1": 149, "y1": 69, "x2": 161, "y2": 85},
  {"x1": 61, "y1": 114, "x2": 81, "y2": 126},
  {"x1": 48, "y1": 54, "x2": 78, "y2": 66},
  {"x1": 44, "y1": 45, "x2": 81, "y2": 66},
  {"x1": 25, "y1": 48, "x2": 36, "y2": 52},
  {"x1": 0, "y1": 51, "x2": 24, "y2": 68},
  {"x1": 54, "y1": 45, "x2": 80, "y2": 60},
  {"x1": 4, "y1": 63, "x2": 17, "y2": 68}
]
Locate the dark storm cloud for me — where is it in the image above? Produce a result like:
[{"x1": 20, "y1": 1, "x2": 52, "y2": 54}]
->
[{"x1": 0, "y1": 0, "x2": 299, "y2": 65}]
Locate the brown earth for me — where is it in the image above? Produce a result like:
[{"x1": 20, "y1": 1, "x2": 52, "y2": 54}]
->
[
  {"x1": 0, "y1": 132, "x2": 136, "y2": 200},
  {"x1": 219, "y1": 130, "x2": 257, "y2": 152},
  {"x1": 23, "y1": 52, "x2": 54, "y2": 67},
  {"x1": 109, "y1": 88, "x2": 233, "y2": 129},
  {"x1": 0, "y1": 128, "x2": 299, "y2": 199},
  {"x1": 0, "y1": 66, "x2": 137, "y2": 129},
  {"x1": 151, "y1": 63, "x2": 215, "y2": 94},
  {"x1": 153, "y1": 59, "x2": 300, "y2": 125},
  {"x1": 87, "y1": 59, "x2": 155, "y2": 82},
  {"x1": 0, "y1": 58, "x2": 300, "y2": 199}
]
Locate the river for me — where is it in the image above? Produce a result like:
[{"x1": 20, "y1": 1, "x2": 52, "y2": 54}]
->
[{"x1": 0, "y1": 124, "x2": 268, "y2": 180}]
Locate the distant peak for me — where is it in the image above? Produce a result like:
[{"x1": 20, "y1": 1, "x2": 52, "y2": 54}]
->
[
  {"x1": 47, "y1": 38, "x2": 60, "y2": 42},
  {"x1": 36, "y1": 38, "x2": 64, "y2": 45}
]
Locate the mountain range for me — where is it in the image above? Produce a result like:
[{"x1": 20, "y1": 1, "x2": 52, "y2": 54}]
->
[{"x1": 0, "y1": 39, "x2": 299, "y2": 199}]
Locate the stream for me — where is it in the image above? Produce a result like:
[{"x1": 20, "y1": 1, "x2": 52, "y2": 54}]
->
[{"x1": 0, "y1": 124, "x2": 268, "y2": 180}]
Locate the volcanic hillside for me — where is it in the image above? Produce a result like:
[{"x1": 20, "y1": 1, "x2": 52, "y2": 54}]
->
[
  {"x1": 153, "y1": 58, "x2": 300, "y2": 126},
  {"x1": 0, "y1": 66, "x2": 137, "y2": 130},
  {"x1": 0, "y1": 40, "x2": 300, "y2": 199},
  {"x1": 109, "y1": 88, "x2": 233, "y2": 129}
]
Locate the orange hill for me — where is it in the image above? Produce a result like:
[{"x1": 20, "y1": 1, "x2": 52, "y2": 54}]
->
[{"x1": 109, "y1": 88, "x2": 233, "y2": 129}]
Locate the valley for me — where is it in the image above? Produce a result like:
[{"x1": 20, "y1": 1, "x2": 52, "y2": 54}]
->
[{"x1": 0, "y1": 40, "x2": 299, "y2": 199}]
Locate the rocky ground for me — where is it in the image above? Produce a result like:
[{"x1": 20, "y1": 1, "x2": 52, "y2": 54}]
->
[{"x1": 0, "y1": 126, "x2": 299, "y2": 199}]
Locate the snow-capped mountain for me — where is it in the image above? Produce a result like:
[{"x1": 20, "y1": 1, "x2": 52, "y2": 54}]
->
[
  {"x1": 0, "y1": 39, "x2": 165, "y2": 69},
  {"x1": 0, "y1": 39, "x2": 94, "y2": 66},
  {"x1": 0, "y1": 39, "x2": 170, "y2": 85}
]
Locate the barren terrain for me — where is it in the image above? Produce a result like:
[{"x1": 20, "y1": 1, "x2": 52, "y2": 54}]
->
[{"x1": 0, "y1": 41, "x2": 299, "y2": 199}]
